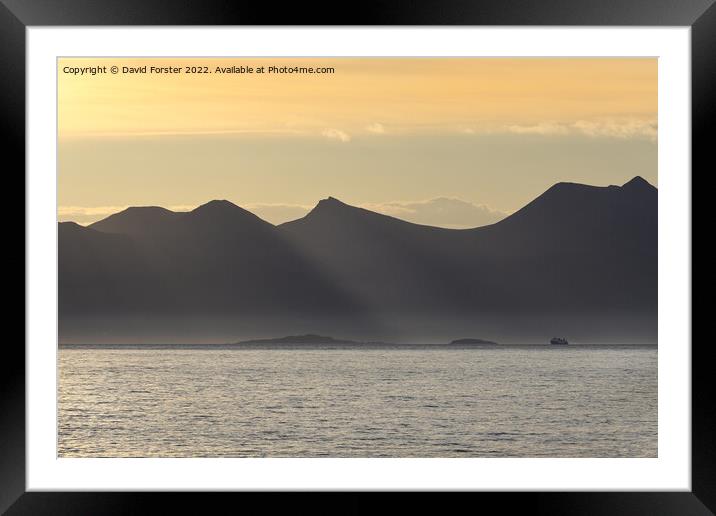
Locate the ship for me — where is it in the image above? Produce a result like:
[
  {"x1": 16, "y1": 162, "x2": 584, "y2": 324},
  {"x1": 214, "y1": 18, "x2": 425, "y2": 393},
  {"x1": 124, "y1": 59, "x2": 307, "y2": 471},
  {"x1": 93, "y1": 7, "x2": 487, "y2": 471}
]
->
[{"x1": 550, "y1": 337, "x2": 568, "y2": 345}]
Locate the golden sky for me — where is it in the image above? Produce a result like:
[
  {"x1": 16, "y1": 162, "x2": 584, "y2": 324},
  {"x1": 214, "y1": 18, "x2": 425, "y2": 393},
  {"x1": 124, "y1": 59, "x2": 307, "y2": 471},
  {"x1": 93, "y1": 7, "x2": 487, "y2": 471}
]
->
[{"x1": 58, "y1": 57, "x2": 657, "y2": 227}]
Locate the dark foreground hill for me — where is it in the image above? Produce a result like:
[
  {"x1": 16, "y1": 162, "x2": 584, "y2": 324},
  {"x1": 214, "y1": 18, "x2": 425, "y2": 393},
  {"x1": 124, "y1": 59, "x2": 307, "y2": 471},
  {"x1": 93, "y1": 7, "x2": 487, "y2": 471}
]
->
[{"x1": 59, "y1": 177, "x2": 657, "y2": 343}]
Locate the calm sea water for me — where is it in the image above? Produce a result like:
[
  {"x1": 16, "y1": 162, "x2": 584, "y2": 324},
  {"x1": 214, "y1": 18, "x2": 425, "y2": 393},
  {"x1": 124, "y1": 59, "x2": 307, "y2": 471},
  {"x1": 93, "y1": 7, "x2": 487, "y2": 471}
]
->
[{"x1": 58, "y1": 345, "x2": 657, "y2": 457}]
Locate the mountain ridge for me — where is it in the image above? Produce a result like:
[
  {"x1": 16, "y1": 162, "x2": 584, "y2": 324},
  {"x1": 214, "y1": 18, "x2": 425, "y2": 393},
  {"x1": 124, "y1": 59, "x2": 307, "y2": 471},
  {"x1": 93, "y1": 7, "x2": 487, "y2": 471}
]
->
[
  {"x1": 59, "y1": 176, "x2": 657, "y2": 343},
  {"x1": 83, "y1": 176, "x2": 656, "y2": 234}
]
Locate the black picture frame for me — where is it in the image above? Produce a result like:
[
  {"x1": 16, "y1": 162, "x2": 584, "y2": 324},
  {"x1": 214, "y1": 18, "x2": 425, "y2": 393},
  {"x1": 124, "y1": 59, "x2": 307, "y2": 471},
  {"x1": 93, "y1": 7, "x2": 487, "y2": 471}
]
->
[{"x1": 3, "y1": 1, "x2": 707, "y2": 513}]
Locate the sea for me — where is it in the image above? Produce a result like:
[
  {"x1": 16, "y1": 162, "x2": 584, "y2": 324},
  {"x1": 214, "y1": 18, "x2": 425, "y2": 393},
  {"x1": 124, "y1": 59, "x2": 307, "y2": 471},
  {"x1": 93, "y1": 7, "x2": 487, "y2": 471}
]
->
[{"x1": 58, "y1": 344, "x2": 657, "y2": 457}]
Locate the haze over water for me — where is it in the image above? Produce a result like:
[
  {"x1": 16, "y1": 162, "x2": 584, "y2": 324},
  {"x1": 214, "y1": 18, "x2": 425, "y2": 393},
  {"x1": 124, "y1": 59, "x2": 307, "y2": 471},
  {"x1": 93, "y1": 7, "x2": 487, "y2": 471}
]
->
[{"x1": 59, "y1": 345, "x2": 657, "y2": 457}]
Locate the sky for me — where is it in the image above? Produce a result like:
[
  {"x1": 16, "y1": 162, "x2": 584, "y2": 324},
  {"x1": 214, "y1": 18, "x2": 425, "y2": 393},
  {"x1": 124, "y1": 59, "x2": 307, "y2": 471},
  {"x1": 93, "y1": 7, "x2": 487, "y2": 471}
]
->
[{"x1": 58, "y1": 57, "x2": 657, "y2": 227}]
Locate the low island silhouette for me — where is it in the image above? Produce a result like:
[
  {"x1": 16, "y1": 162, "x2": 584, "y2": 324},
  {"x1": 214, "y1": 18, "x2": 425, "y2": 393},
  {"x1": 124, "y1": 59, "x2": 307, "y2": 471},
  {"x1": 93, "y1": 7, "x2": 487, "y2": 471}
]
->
[
  {"x1": 448, "y1": 338, "x2": 499, "y2": 346},
  {"x1": 231, "y1": 334, "x2": 499, "y2": 346}
]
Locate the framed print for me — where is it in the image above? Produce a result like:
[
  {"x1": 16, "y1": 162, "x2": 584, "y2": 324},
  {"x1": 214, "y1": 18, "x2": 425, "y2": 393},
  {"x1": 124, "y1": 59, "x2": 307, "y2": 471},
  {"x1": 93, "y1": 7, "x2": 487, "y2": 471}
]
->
[{"x1": 4, "y1": 0, "x2": 709, "y2": 513}]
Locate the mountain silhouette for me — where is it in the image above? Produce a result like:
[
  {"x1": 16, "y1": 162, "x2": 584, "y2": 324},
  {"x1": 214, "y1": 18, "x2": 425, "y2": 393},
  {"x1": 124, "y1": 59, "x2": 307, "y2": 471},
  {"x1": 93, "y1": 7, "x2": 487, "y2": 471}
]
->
[
  {"x1": 281, "y1": 177, "x2": 656, "y2": 315},
  {"x1": 59, "y1": 177, "x2": 657, "y2": 343},
  {"x1": 90, "y1": 206, "x2": 182, "y2": 235},
  {"x1": 64, "y1": 200, "x2": 365, "y2": 318},
  {"x1": 461, "y1": 176, "x2": 657, "y2": 313}
]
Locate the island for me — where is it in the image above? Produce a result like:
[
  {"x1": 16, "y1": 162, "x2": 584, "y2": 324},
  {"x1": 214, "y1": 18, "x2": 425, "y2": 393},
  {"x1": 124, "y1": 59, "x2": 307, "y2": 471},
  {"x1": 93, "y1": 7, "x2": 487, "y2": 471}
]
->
[
  {"x1": 447, "y1": 338, "x2": 499, "y2": 346},
  {"x1": 232, "y1": 334, "x2": 500, "y2": 346},
  {"x1": 235, "y1": 334, "x2": 362, "y2": 345}
]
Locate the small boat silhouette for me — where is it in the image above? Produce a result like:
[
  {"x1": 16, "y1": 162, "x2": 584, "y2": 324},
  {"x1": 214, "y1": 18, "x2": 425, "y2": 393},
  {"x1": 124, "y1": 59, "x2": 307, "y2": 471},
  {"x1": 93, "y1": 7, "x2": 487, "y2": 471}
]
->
[{"x1": 550, "y1": 337, "x2": 568, "y2": 345}]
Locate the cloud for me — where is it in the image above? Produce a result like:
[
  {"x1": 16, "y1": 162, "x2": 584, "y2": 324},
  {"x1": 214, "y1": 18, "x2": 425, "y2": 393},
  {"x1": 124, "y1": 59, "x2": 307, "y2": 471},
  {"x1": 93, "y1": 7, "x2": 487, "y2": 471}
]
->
[
  {"x1": 366, "y1": 122, "x2": 386, "y2": 134},
  {"x1": 59, "y1": 205, "x2": 129, "y2": 218},
  {"x1": 62, "y1": 128, "x2": 308, "y2": 140},
  {"x1": 503, "y1": 118, "x2": 657, "y2": 141},
  {"x1": 571, "y1": 119, "x2": 657, "y2": 141},
  {"x1": 321, "y1": 128, "x2": 351, "y2": 142},
  {"x1": 506, "y1": 122, "x2": 570, "y2": 136},
  {"x1": 361, "y1": 198, "x2": 507, "y2": 229},
  {"x1": 59, "y1": 205, "x2": 133, "y2": 224}
]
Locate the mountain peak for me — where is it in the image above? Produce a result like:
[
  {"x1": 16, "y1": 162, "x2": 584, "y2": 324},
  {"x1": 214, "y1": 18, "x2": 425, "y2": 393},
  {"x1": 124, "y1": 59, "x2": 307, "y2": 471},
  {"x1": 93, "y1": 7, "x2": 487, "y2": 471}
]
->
[
  {"x1": 317, "y1": 196, "x2": 348, "y2": 208},
  {"x1": 192, "y1": 199, "x2": 240, "y2": 213},
  {"x1": 90, "y1": 205, "x2": 180, "y2": 234},
  {"x1": 189, "y1": 199, "x2": 273, "y2": 228},
  {"x1": 306, "y1": 196, "x2": 352, "y2": 217},
  {"x1": 534, "y1": 181, "x2": 602, "y2": 204},
  {"x1": 622, "y1": 176, "x2": 656, "y2": 191},
  {"x1": 123, "y1": 205, "x2": 173, "y2": 213},
  {"x1": 105, "y1": 206, "x2": 177, "y2": 219}
]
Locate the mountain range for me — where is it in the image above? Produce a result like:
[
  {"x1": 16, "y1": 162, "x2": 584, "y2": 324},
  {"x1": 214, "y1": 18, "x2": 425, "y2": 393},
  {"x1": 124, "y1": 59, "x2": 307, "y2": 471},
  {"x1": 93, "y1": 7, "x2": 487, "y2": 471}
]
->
[{"x1": 59, "y1": 176, "x2": 657, "y2": 344}]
